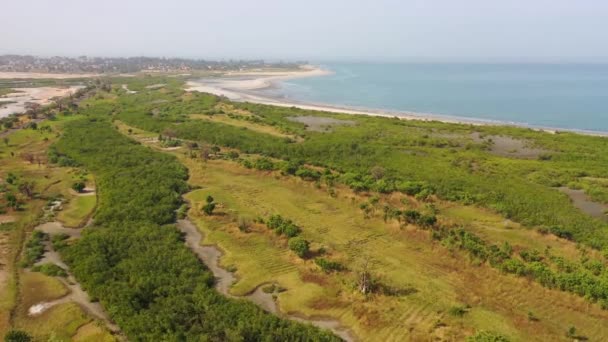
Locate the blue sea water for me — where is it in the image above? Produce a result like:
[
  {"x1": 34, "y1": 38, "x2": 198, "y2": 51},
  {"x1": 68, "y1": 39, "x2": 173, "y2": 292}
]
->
[{"x1": 275, "y1": 62, "x2": 608, "y2": 133}]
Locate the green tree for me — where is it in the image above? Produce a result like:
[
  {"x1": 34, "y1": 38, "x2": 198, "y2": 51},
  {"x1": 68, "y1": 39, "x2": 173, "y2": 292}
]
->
[
  {"x1": 72, "y1": 181, "x2": 86, "y2": 193},
  {"x1": 288, "y1": 237, "x2": 309, "y2": 258},
  {"x1": 202, "y1": 195, "x2": 216, "y2": 215},
  {"x1": 5, "y1": 192, "x2": 19, "y2": 210}
]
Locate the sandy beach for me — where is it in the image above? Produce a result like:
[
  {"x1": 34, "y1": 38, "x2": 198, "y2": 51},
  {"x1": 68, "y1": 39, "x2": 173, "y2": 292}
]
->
[
  {"x1": 186, "y1": 66, "x2": 450, "y2": 121},
  {"x1": 0, "y1": 86, "x2": 83, "y2": 118},
  {"x1": 186, "y1": 66, "x2": 608, "y2": 137}
]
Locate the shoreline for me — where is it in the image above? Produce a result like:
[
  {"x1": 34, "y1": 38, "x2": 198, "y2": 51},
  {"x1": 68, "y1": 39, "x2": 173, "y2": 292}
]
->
[{"x1": 186, "y1": 66, "x2": 608, "y2": 137}]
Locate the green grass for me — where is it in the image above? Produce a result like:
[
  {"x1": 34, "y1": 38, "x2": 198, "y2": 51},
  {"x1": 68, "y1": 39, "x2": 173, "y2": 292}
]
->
[
  {"x1": 174, "y1": 155, "x2": 608, "y2": 341},
  {"x1": 72, "y1": 321, "x2": 116, "y2": 342},
  {"x1": 18, "y1": 272, "x2": 68, "y2": 312},
  {"x1": 57, "y1": 195, "x2": 96, "y2": 227},
  {"x1": 15, "y1": 302, "x2": 94, "y2": 341}
]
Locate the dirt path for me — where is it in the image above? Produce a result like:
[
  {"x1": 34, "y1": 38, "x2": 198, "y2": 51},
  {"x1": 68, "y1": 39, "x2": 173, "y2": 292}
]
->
[
  {"x1": 36, "y1": 221, "x2": 82, "y2": 238},
  {"x1": 176, "y1": 219, "x2": 356, "y2": 341},
  {"x1": 30, "y1": 222, "x2": 122, "y2": 337}
]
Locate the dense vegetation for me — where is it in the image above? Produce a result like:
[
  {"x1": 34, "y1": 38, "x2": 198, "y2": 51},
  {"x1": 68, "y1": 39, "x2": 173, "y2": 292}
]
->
[
  {"x1": 110, "y1": 80, "x2": 608, "y2": 253},
  {"x1": 34, "y1": 76, "x2": 608, "y2": 339},
  {"x1": 51, "y1": 118, "x2": 339, "y2": 340}
]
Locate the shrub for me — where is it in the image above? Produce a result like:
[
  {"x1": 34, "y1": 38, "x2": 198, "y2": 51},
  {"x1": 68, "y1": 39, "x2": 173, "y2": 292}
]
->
[
  {"x1": 402, "y1": 210, "x2": 421, "y2": 224},
  {"x1": 295, "y1": 167, "x2": 321, "y2": 181},
  {"x1": 237, "y1": 216, "x2": 252, "y2": 232},
  {"x1": 266, "y1": 215, "x2": 300, "y2": 237},
  {"x1": 466, "y1": 331, "x2": 510, "y2": 342},
  {"x1": 4, "y1": 330, "x2": 32, "y2": 342},
  {"x1": 253, "y1": 157, "x2": 275, "y2": 171},
  {"x1": 32, "y1": 263, "x2": 67, "y2": 277},
  {"x1": 448, "y1": 305, "x2": 468, "y2": 317},
  {"x1": 288, "y1": 237, "x2": 310, "y2": 258},
  {"x1": 72, "y1": 181, "x2": 86, "y2": 193},
  {"x1": 21, "y1": 230, "x2": 47, "y2": 267},
  {"x1": 315, "y1": 258, "x2": 345, "y2": 273},
  {"x1": 51, "y1": 233, "x2": 70, "y2": 251},
  {"x1": 550, "y1": 226, "x2": 573, "y2": 240},
  {"x1": 202, "y1": 195, "x2": 216, "y2": 215}
]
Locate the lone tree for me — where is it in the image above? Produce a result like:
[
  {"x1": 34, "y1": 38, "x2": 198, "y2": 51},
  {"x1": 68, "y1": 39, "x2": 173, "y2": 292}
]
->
[
  {"x1": 72, "y1": 181, "x2": 86, "y2": 193},
  {"x1": 20, "y1": 152, "x2": 35, "y2": 164},
  {"x1": 18, "y1": 181, "x2": 36, "y2": 199},
  {"x1": 202, "y1": 195, "x2": 216, "y2": 215},
  {"x1": 288, "y1": 237, "x2": 310, "y2": 258},
  {"x1": 357, "y1": 256, "x2": 375, "y2": 295}
]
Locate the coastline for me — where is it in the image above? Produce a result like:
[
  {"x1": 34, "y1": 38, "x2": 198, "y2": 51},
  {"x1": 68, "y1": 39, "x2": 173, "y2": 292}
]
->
[{"x1": 186, "y1": 66, "x2": 608, "y2": 137}]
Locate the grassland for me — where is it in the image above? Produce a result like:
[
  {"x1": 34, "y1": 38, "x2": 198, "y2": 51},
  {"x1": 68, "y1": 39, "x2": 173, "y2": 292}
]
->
[
  {"x1": 0, "y1": 111, "x2": 114, "y2": 340},
  {"x1": 104, "y1": 75, "x2": 608, "y2": 340},
  {"x1": 57, "y1": 194, "x2": 96, "y2": 227},
  {"x1": 169, "y1": 152, "x2": 608, "y2": 341}
]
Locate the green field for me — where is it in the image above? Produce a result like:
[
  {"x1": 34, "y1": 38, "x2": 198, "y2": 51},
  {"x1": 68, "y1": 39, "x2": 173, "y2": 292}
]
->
[
  {"x1": 57, "y1": 194, "x2": 96, "y2": 227},
  {"x1": 171, "y1": 153, "x2": 608, "y2": 341}
]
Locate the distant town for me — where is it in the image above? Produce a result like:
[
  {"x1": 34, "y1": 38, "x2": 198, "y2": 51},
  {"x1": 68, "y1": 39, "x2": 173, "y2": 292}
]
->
[{"x1": 0, "y1": 55, "x2": 304, "y2": 74}]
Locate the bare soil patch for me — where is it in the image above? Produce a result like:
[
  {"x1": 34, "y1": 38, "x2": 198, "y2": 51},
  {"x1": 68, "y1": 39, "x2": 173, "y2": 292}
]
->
[
  {"x1": 0, "y1": 215, "x2": 16, "y2": 224},
  {"x1": 287, "y1": 116, "x2": 356, "y2": 132},
  {"x1": 471, "y1": 132, "x2": 548, "y2": 158},
  {"x1": 0, "y1": 86, "x2": 83, "y2": 118}
]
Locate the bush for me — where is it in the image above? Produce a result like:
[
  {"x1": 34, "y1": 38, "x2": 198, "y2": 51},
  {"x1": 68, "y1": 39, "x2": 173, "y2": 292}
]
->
[
  {"x1": 51, "y1": 233, "x2": 69, "y2": 251},
  {"x1": 266, "y1": 214, "x2": 301, "y2": 237},
  {"x1": 202, "y1": 195, "x2": 216, "y2": 215},
  {"x1": 402, "y1": 210, "x2": 421, "y2": 224},
  {"x1": 31, "y1": 263, "x2": 67, "y2": 277},
  {"x1": 448, "y1": 305, "x2": 468, "y2": 317},
  {"x1": 253, "y1": 157, "x2": 275, "y2": 171},
  {"x1": 22, "y1": 230, "x2": 47, "y2": 267},
  {"x1": 315, "y1": 258, "x2": 344, "y2": 273},
  {"x1": 288, "y1": 237, "x2": 310, "y2": 258},
  {"x1": 72, "y1": 181, "x2": 86, "y2": 193},
  {"x1": 295, "y1": 167, "x2": 321, "y2": 181},
  {"x1": 4, "y1": 330, "x2": 32, "y2": 342},
  {"x1": 466, "y1": 331, "x2": 510, "y2": 342},
  {"x1": 237, "y1": 216, "x2": 252, "y2": 232},
  {"x1": 550, "y1": 226, "x2": 573, "y2": 240}
]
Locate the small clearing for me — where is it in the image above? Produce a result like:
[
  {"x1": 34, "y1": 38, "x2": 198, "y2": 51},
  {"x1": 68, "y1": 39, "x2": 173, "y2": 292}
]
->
[
  {"x1": 470, "y1": 132, "x2": 548, "y2": 158},
  {"x1": 287, "y1": 116, "x2": 356, "y2": 132}
]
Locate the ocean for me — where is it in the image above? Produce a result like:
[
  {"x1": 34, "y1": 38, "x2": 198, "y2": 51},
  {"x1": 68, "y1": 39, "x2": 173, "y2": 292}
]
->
[{"x1": 272, "y1": 62, "x2": 608, "y2": 133}]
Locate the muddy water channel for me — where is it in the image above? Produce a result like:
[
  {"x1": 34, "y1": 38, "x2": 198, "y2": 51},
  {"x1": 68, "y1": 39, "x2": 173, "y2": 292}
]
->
[
  {"x1": 176, "y1": 219, "x2": 356, "y2": 341},
  {"x1": 559, "y1": 187, "x2": 608, "y2": 222},
  {"x1": 31, "y1": 221, "x2": 122, "y2": 336}
]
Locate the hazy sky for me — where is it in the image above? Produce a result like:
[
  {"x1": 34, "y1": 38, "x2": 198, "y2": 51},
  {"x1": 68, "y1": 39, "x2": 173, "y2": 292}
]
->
[{"x1": 1, "y1": 0, "x2": 607, "y2": 61}]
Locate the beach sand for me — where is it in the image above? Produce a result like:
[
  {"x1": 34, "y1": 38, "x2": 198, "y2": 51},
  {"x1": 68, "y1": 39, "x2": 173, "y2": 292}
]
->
[
  {"x1": 0, "y1": 86, "x2": 83, "y2": 118},
  {"x1": 186, "y1": 66, "x2": 445, "y2": 121}
]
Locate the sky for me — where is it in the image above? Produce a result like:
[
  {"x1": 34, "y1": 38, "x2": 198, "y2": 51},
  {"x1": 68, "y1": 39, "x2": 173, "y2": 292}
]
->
[{"x1": 1, "y1": 0, "x2": 607, "y2": 62}]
